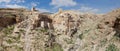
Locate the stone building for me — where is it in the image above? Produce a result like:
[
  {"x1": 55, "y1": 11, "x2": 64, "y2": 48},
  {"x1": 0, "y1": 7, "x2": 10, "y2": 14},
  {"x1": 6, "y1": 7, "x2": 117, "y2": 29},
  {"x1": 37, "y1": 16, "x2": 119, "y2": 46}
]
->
[
  {"x1": 37, "y1": 14, "x2": 53, "y2": 29},
  {"x1": 52, "y1": 10, "x2": 81, "y2": 35}
]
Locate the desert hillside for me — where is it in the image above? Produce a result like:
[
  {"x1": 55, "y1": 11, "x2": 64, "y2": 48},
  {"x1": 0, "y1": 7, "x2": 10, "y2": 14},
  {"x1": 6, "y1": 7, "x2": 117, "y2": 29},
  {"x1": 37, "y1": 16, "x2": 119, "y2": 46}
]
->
[{"x1": 0, "y1": 8, "x2": 120, "y2": 51}]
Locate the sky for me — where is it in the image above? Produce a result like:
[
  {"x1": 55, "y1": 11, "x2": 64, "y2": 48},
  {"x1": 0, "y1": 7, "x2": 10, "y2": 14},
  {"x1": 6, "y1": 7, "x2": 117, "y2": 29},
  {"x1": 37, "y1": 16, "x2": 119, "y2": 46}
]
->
[{"x1": 0, "y1": 0, "x2": 120, "y2": 14}]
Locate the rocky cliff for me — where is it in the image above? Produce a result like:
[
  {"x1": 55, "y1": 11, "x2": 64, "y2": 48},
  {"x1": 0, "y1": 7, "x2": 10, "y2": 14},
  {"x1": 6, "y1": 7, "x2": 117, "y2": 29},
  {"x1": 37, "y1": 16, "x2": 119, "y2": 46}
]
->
[{"x1": 0, "y1": 8, "x2": 120, "y2": 51}]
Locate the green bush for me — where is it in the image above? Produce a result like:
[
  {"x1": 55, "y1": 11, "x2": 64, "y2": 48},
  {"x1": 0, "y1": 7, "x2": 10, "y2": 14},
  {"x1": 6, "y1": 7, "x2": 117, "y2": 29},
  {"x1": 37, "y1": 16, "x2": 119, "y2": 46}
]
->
[
  {"x1": 2, "y1": 26, "x2": 14, "y2": 35},
  {"x1": 52, "y1": 43, "x2": 63, "y2": 51},
  {"x1": 6, "y1": 39, "x2": 12, "y2": 44},
  {"x1": 106, "y1": 44, "x2": 119, "y2": 51},
  {"x1": 114, "y1": 33, "x2": 120, "y2": 39},
  {"x1": 15, "y1": 45, "x2": 23, "y2": 51},
  {"x1": 79, "y1": 34, "x2": 83, "y2": 39},
  {"x1": 64, "y1": 38, "x2": 73, "y2": 44},
  {"x1": 46, "y1": 43, "x2": 63, "y2": 51},
  {"x1": 79, "y1": 29, "x2": 91, "y2": 39},
  {"x1": 36, "y1": 28, "x2": 48, "y2": 33},
  {"x1": 100, "y1": 39, "x2": 107, "y2": 47}
]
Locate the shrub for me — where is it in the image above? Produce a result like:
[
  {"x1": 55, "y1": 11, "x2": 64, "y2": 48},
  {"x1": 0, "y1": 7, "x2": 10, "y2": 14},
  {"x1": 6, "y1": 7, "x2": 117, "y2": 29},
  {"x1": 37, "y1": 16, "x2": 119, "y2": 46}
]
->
[
  {"x1": 52, "y1": 43, "x2": 63, "y2": 51},
  {"x1": 79, "y1": 29, "x2": 91, "y2": 39},
  {"x1": 46, "y1": 43, "x2": 63, "y2": 51},
  {"x1": 79, "y1": 34, "x2": 83, "y2": 39},
  {"x1": 6, "y1": 39, "x2": 12, "y2": 44},
  {"x1": 2, "y1": 26, "x2": 14, "y2": 35},
  {"x1": 64, "y1": 38, "x2": 73, "y2": 44},
  {"x1": 114, "y1": 33, "x2": 120, "y2": 39},
  {"x1": 100, "y1": 39, "x2": 107, "y2": 47},
  {"x1": 106, "y1": 44, "x2": 119, "y2": 51}
]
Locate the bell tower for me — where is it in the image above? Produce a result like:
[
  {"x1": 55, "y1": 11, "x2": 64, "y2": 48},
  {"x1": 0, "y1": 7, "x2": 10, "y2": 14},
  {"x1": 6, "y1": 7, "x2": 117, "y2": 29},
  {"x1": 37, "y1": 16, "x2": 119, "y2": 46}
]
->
[{"x1": 31, "y1": 6, "x2": 36, "y2": 11}]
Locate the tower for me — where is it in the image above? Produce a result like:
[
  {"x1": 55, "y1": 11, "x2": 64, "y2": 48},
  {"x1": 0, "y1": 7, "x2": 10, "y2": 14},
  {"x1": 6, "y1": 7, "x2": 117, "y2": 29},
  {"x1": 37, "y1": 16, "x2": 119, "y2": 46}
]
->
[{"x1": 31, "y1": 6, "x2": 36, "y2": 11}]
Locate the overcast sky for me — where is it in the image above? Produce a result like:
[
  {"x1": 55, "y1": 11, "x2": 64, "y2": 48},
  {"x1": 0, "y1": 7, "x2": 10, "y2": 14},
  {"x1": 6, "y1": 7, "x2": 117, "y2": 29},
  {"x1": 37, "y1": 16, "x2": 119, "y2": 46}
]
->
[{"x1": 0, "y1": 0, "x2": 120, "y2": 13}]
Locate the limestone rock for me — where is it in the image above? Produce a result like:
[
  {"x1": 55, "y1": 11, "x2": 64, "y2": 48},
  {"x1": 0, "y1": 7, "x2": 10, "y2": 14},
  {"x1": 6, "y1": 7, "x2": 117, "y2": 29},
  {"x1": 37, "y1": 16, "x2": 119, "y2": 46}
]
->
[{"x1": 1, "y1": 8, "x2": 120, "y2": 51}]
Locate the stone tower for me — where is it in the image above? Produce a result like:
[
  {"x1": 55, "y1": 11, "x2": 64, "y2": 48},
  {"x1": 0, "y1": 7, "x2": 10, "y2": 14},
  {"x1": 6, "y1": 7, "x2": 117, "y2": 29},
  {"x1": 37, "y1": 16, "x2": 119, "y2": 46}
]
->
[{"x1": 31, "y1": 7, "x2": 36, "y2": 11}]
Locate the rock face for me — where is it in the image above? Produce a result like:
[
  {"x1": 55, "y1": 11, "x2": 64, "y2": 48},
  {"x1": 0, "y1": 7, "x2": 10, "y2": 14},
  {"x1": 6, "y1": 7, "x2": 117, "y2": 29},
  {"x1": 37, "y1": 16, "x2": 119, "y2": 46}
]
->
[
  {"x1": 0, "y1": 16, "x2": 16, "y2": 29},
  {"x1": 0, "y1": 8, "x2": 26, "y2": 29},
  {"x1": 112, "y1": 9, "x2": 120, "y2": 37},
  {"x1": 0, "y1": 8, "x2": 40, "y2": 29},
  {"x1": 113, "y1": 17, "x2": 120, "y2": 37},
  {"x1": 0, "y1": 8, "x2": 120, "y2": 51}
]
